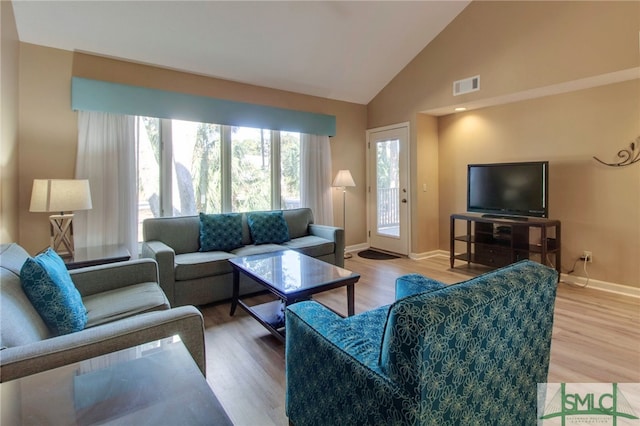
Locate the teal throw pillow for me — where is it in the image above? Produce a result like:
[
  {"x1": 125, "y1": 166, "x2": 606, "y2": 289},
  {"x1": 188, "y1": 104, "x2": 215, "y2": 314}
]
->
[
  {"x1": 20, "y1": 248, "x2": 87, "y2": 335},
  {"x1": 247, "y1": 211, "x2": 290, "y2": 245},
  {"x1": 199, "y1": 212, "x2": 244, "y2": 252}
]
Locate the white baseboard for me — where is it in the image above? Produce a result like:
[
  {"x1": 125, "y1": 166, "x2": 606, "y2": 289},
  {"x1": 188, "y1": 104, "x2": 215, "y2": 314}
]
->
[
  {"x1": 559, "y1": 274, "x2": 640, "y2": 298},
  {"x1": 407, "y1": 252, "x2": 640, "y2": 299},
  {"x1": 409, "y1": 249, "x2": 448, "y2": 260},
  {"x1": 345, "y1": 243, "x2": 369, "y2": 255}
]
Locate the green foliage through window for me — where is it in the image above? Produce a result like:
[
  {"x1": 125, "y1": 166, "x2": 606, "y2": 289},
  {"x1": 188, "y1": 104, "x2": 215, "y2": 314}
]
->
[{"x1": 136, "y1": 118, "x2": 301, "y2": 240}]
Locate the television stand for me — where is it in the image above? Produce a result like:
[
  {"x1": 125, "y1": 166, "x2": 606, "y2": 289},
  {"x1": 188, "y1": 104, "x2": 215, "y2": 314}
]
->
[
  {"x1": 450, "y1": 213, "x2": 561, "y2": 275},
  {"x1": 481, "y1": 214, "x2": 529, "y2": 221}
]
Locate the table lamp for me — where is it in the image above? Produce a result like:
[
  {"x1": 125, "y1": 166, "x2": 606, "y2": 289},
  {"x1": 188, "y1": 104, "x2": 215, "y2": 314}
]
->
[
  {"x1": 332, "y1": 170, "x2": 356, "y2": 259},
  {"x1": 29, "y1": 179, "x2": 92, "y2": 258}
]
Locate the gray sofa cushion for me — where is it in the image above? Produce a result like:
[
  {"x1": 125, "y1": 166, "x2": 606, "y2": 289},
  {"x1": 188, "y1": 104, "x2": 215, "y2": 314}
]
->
[
  {"x1": 143, "y1": 215, "x2": 200, "y2": 255},
  {"x1": 0, "y1": 244, "x2": 52, "y2": 348},
  {"x1": 283, "y1": 208, "x2": 314, "y2": 239},
  {"x1": 84, "y1": 282, "x2": 170, "y2": 328},
  {"x1": 282, "y1": 236, "x2": 335, "y2": 258},
  {"x1": 174, "y1": 251, "x2": 235, "y2": 281},
  {"x1": 1, "y1": 269, "x2": 52, "y2": 347},
  {"x1": 231, "y1": 243, "x2": 286, "y2": 257}
]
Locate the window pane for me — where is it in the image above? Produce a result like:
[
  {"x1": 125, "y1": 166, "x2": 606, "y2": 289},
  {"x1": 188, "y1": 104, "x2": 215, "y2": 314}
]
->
[
  {"x1": 172, "y1": 120, "x2": 222, "y2": 215},
  {"x1": 231, "y1": 127, "x2": 271, "y2": 212},
  {"x1": 137, "y1": 117, "x2": 160, "y2": 241},
  {"x1": 281, "y1": 131, "x2": 300, "y2": 209},
  {"x1": 136, "y1": 119, "x2": 303, "y2": 229}
]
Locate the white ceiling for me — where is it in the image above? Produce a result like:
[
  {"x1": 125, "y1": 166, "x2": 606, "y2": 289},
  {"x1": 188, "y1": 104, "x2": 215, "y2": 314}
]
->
[{"x1": 12, "y1": 0, "x2": 470, "y2": 105}]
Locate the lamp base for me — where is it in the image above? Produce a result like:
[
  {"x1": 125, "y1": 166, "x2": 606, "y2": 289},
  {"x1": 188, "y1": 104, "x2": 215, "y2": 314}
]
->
[{"x1": 49, "y1": 214, "x2": 75, "y2": 258}]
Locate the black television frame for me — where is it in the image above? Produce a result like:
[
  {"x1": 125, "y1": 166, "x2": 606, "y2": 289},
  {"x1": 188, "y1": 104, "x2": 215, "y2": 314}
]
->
[{"x1": 466, "y1": 161, "x2": 549, "y2": 219}]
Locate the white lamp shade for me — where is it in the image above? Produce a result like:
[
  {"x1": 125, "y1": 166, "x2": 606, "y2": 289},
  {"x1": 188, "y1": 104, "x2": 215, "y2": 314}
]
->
[
  {"x1": 332, "y1": 170, "x2": 356, "y2": 188},
  {"x1": 30, "y1": 179, "x2": 93, "y2": 213}
]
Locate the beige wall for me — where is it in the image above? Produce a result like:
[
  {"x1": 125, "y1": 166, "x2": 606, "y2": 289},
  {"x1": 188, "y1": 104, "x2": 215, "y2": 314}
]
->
[
  {"x1": 16, "y1": 48, "x2": 367, "y2": 253},
  {"x1": 367, "y1": 1, "x2": 639, "y2": 287},
  {"x1": 439, "y1": 81, "x2": 639, "y2": 287},
  {"x1": 18, "y1": 44, "x2": 77, "y2": 254},
  {"x1": 414, "y1": 114, "x2": 439, "y2": 251},
  {"x1": 369, "y1": 1, "x2": 639, "y2": 122},
  {"x1": 1, "y1": 0, "x2": 20, "y2": 244}
]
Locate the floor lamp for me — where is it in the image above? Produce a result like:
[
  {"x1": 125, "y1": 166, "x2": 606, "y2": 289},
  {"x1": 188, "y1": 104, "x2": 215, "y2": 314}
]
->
[
  {"x1": 29, "y1": 179, "x2": 93, "y2": 258},
  {"x1": 332, "y1": 170, "x2": 356, "y2": 259}
]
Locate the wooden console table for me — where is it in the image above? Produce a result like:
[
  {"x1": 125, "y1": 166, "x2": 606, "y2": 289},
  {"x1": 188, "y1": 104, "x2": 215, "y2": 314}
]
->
[{"x1": 450, "y1": 213, "x2": 561, "y2": 275}]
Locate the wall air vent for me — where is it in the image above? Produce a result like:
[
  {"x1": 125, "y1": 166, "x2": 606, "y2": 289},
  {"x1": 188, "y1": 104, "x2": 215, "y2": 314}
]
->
[{"x1": 453, "y1": 75, "x2": 480, "y2": 96}]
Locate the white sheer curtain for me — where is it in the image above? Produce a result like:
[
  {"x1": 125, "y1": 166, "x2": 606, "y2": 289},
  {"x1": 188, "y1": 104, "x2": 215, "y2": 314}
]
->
[
  {"x1": 300, "y1": 133, "x2": 333, "y2": 225},
  {"x1": 74, "y1": 111, "x2": 138, "y2": 258}
]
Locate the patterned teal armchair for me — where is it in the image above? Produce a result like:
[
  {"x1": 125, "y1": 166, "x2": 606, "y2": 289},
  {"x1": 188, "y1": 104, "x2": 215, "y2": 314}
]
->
[{"x1": 285, "y1": 260, "x2": 558, "y2": 425}]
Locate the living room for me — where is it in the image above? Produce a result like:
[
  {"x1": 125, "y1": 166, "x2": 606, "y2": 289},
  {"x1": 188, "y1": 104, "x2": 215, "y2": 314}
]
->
[{"x1": 2, "y1": 1, "x2": 639, "y2": 424}]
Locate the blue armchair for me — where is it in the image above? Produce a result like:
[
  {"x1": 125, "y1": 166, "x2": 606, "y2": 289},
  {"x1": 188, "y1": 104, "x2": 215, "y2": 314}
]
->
[{"x1": 285, "y1": 260, "x2": 558, "y2": 425}]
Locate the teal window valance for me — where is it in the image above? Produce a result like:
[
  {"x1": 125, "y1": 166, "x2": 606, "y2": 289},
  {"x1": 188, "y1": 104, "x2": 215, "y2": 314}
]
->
[{"x1": 71, "y1": 77, "x2": 336, "y2": 136}]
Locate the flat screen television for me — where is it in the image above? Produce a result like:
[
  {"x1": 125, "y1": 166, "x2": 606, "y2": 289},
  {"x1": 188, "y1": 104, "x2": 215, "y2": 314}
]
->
[{"x1": 467, "y1": 161, "x2": 549, "y2": 219}]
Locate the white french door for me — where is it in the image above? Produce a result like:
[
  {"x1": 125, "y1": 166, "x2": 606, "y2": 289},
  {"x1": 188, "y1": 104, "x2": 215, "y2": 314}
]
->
[{"x1": 366, "y1": 123, "x2": 410, "y2": 255}]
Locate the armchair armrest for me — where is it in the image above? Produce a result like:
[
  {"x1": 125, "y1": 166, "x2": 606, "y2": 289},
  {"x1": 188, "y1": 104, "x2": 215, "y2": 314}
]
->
[
  {"x1": 0, "y1": 306, "x2": 205, "y2": 382},
  {"x1": 308, "y1": 224, "x2": 345, "y2": 267},
  {"x1": 70, "y1": 258, "x2": 159, "y2": 297},
  {"x1": 395, "y1": 273, "x2": 447, "y2": 300},
  {"x1": 141, "y1": 240, "x2": 176, "y2": 304},
  {"x1": 285, "y1": 301, "x2": 412, "y2": 425}
]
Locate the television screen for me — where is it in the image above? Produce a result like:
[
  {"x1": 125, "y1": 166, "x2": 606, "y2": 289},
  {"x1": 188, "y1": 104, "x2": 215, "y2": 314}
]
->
[{"x1": 467, "y1": 161, "x2": 548, "y2": 218}]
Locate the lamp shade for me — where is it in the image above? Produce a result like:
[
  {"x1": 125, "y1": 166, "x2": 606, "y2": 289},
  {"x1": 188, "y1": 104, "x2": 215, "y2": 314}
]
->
[
  {"x1": 332, "y1": 170, "x2": 356, "y2": 188},
  {"x1": 29, "y1": 179, "x2": 93, "y2": 213}
]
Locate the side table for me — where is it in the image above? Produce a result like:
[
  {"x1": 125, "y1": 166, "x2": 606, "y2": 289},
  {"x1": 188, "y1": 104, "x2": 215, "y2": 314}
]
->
[{"x1": 65, "y1": 244, "x2": 131, "y2": 270}]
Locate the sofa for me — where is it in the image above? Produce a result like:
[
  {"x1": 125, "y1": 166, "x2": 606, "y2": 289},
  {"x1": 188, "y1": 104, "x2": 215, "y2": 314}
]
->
[
  {"x1": 285, "y1": 260, "x2": 559, "y2": 425},
  {"x1": 141, "y1": 208, "x2": 344, "y2": 307},
  {"x1": 0, "y1": 243, "x2": 206, "y2": 382}
]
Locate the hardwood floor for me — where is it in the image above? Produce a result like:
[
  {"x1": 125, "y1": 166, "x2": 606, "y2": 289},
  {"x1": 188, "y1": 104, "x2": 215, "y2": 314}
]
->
[{"x1": 200, "y1": 254, "x2": 640, "y2": 426}]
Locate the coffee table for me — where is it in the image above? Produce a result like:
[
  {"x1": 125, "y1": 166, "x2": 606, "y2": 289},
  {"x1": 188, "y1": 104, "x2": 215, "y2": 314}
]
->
[
  {"x1": 0, "y1": 336, "x2": 232, "y2": 425},
  {"x1": 229, "y1": 250, "x2": 360, "y2": 342}
]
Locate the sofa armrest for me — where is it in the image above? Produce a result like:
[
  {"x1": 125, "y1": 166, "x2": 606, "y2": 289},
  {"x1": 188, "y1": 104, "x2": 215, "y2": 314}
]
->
[
  {"x1": 70, "y1": 259, "x2": 159, "y2": 297},
  {"x1": 141, "y1": 240, "x2": 176, "y2": 305},
  {"x1": 0, "y1": 306, "x2": 205, "y2": 382},
  {"x1": 308, "y1": 224, "x2": 345, "y2": 268},
  {"x1": 395, "y1": 274, "x2": 447, "y2": 300}
]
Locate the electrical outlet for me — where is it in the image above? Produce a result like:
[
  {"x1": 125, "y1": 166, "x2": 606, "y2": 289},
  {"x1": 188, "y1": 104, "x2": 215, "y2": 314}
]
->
[{"x1": 581, "y1": 250, "x2": 593, "y2": 262}]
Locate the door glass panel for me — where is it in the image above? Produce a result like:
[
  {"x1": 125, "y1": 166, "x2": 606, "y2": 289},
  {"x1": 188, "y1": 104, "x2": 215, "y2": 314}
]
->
[{"x1": 376, "y1": 139, "x2": 400, "y2": 237}]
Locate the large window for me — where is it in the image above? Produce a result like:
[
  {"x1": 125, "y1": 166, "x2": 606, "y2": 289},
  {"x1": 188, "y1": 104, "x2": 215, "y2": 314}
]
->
[{"x1": 136, "y1": 117, "x2": 300, "y2": 240}]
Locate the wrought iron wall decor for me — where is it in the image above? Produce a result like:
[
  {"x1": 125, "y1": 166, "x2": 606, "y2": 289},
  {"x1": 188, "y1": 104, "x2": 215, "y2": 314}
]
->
[{"x1": 593, "y1": 136, "x2": 640, "y2": 167}]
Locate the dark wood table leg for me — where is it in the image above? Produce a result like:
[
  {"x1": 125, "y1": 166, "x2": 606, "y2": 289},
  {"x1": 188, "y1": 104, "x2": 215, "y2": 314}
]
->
[
  {"x1": 555, "y1": 222, "x2": 562, "y2": 280},
  {"x1": 230, "y1": 269, "x2": 239, "y2": 316},
  {"x1": 346, "y1": 284, "x2": 355, "y2": 316},
  {"x1": 450, "y1": 215, "x2": 455, "y2": 268}
]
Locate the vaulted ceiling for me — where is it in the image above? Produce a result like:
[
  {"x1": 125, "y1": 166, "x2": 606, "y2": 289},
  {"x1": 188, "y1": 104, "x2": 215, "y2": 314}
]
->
[{"x1": 12, "y1": 1, "x2": 470, "y2": 104}]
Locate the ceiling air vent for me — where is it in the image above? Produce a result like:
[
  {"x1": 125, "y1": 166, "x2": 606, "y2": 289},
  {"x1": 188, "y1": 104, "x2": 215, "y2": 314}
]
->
[{"x1": 453, "y1": 75, "x2": 480, "y2": 96}]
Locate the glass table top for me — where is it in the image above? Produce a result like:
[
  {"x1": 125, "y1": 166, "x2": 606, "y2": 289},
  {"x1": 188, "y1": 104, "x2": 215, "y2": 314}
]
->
[
  {"x1": 1, "y1": 336, "x2": 232, "y2": 425},
  {"x1": 229, "y1": 250, "x2": 359, "y2": 294}
]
